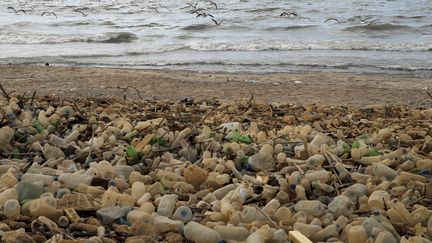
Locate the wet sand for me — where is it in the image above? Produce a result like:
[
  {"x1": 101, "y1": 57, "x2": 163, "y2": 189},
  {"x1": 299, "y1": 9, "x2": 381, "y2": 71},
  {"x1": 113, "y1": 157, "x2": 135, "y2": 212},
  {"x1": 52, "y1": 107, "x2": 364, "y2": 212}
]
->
[{"x1": 0, "y1": 64, "x2": 431, "y2": 106}]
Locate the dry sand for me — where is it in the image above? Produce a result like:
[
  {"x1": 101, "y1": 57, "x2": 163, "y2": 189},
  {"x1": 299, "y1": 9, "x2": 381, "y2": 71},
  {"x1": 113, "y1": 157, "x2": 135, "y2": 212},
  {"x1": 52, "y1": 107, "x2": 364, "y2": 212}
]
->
[{"x1": 1, "y1": 64, "x2": 431, "y2": 106}]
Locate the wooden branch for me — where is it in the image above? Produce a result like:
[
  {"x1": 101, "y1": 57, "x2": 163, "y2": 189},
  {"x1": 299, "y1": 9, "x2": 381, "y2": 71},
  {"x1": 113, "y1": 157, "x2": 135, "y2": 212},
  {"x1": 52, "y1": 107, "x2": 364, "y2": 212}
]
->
[{"x1": 0, "y1": 83, "x2": 10, "y2": 100}]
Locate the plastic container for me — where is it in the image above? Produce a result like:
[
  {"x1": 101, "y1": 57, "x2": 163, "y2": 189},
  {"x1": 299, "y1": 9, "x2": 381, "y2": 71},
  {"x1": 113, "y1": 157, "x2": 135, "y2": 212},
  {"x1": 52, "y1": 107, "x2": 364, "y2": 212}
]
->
[
  {"x1": 58, "y1": 216, "x2": 70, "y2": 227},
  {"x1": 156, "y1": 194, "x2": 178, "y2": 217},
  {"x1": 246, "y1": 225, "x2": 271, "y2": 243},
  {"x1": 28, "y1": 198, "x2": 64, "y2": 221},
  {"x1": 262, "y1": 199, "x2": 280, "y2": 215},
  {"x1": 131, "y1": 181, "x2": 146, "y2": 200},
  {"x1": 368, "y1": 190, "x2": 390, "y2": 210},
  {"x1": 184, "y1": 221, "x2": 222, "y2": 243},
  {"x1": 375, "y1": 231, "x2": 397, "y2": 243},
  {"x1": 328, "y1": 195, "x2": 354, "y2": 217},
  {"x1": 101, "y1": 188, "x2": 135, "y2": 208},
  {"x1": 248, "y1": 144, "x2": 275, "y2": 172},
  {"x1": 306, "y1": 154, "x2": 325, "y2": 169},
  {"x1": 294, "y1": 200, "x2": 325, "y2": 217},
  {"x1": 214, "y1": 225, "x2": 250, "y2": 241},
  {"x1": 4, "y1": 199, "x2": 20, "y2": 219},
  {"x1": 154, "y1": 215, "x2": 185, "y2": 233},
  {"x1": 58, "y1": 173, "x2": 92, "y2": 189},
  {"x1": 0, "y1": 188, "x2": 19, "y2": 206},
  {"x1": 372, "y1": 164, "x2": 398, "y2": 180},
  {"x1": 347, "y1": 225, "x2": 368, "y2": 243},
  {"x1": 240, "y1": 206, "x2": 267, "y2": 223},
  {"x1": 172, "y1": 206, "x2": 193, "y2": 223},
  {"x1": 294, "y1": 222, "x2": 323, "y2": 239},
  {"x1": 20, "y1": 173, "x2": 54, "y2": 186},
  {"x1": 126, "y1": 210, "x2": 154, "y2": 225}
]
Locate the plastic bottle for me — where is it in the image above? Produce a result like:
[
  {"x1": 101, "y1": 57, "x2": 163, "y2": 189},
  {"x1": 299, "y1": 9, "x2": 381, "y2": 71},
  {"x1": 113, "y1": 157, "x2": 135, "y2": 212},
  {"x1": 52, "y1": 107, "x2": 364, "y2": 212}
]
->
[
  {"x1": 172, "y1": 206, "x2": 193, "y2": 223},
  {"x1": 58, "y1": 216, "x2": 70, "y2": 227},
  {"x1": 184, "y1": 221, "x2": 221, "y2": 243},
  {"x1": 347, "y1": 225, "x2": 368, "y2": 243},
  {"x1": 58, "y1": 173, "x2": 93, "y2": 189},
  {"x1": 154, "y1": 215, "x2": 185, "y2": 233},
  {"x1": 246, "y1": 225, "x2": 272, "y2": 243},
  {"x1": 328, "y1": 195, "x2": 354, "y2": 217},
  {"x1": 157, "y1": 194, "x2": 178, "y2": 217},
  {"x1": 294, "y1": 200, "x2": 325, "y2": 217},
  {"x1": 126, "y1": 210, "x2": 154, "y2": 225},
  {"x1": 101, "y1": 188, "x2": 135, "y2": 208},
  {"x1": 262, "y1": 199, "x2": 280, "y2": 215},
  {"x1": 4, "y1": 199, "x2": 20, "y2": 219},
  {"x1": 0, "y1": 188, "x2": 19, "y2": 206},
  {"x1": 20, "y1": 173, "x2": 54, "y2": 186},
  {"x1": 304, "y1": 170, "x2": 330, "y2": 183},
  {"x1": 248, "y1": 144, "x2": 275, "y2": 171},
  {"x1": 240, "y1": 206, "x2": 267, "y2": 223},
  {"x1": 214, "y1": 225, "x2": 250, "y2": 241},
  {"x1": 131, "y1": 181, "x2": 146, "y2": 200},
  {"x1": 368, "y1": 190, "x2": 390, "y2": 210},
  {"x1": 375, "y1": 231, "x2": 397, "y2": 243},
  {"x1": 372, "y1": 164, "x2": 398, "y2": 180},
  {"x1": 28, "y1": 198, "x2": 64, "y2": 221}
]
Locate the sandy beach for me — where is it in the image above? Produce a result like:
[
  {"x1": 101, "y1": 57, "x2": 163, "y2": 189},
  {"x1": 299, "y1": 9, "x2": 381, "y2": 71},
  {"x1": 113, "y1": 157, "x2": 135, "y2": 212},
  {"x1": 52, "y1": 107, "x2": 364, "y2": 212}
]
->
[{"x1": 1, "y1": 64, "x2": 431, "y2": 107}]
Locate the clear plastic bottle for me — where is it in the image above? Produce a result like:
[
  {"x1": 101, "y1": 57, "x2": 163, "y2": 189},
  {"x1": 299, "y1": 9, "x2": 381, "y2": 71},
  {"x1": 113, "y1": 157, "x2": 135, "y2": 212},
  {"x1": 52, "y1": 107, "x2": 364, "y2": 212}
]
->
[
  {"x1": 172, "y1": 206, "x2": 193, "y2": 223},
  {"x1": 184, "y1": 221, "x2": 221, "y2": 243},
  {"x1": 58, "y1": 173, "x2": 92, "y2": 189},
  {"x1": 0, "y1": 188, "x2": 18, "y2": 206},
  {"x1": 214, "y1": 225, "x2": 250, "y2": 241},
  {"x1": 294, "y1": 200, "x2": 325, "y2": 217},
  {"x1": 156, "y1": 194, "x2": 178, "y2": 218},
  {"x1": 4, "y1": 199, "x2": 20, "y2": 219}
]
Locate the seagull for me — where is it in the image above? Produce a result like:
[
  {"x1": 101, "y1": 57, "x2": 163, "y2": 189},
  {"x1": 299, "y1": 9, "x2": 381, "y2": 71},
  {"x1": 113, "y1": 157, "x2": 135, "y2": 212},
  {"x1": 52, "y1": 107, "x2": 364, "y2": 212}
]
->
[
  {"x1": 41, "y1": 11, "x2": 57, "y2": 18},
  {"x1": 211, "y1": 18, "x2": 223, "y2": 25},
  {"x1": 67, "y1": 6, "x2": 87, "y2": 16},
  {"x1": 280, "y1": 11, "x2": 299, "y2": 17},
  {"x1": 206, "y1": 0, "x2": 218, "y2": 9},
  {"x1": 186, "y1": 2, "x2": 199, "y2": 9},
  {"x1": 7, "y1": 7, "x2": 26, "y2": 14},
  {"x1": 161, "y1": 6, "x2": 172, "y2": 12},
  {"x1": 280, "y1": 11, "x2": 311, "y2": 21},
  {"x1": 149, "y1": 7, "x2": 159, "y2": 13},
  {"x1": 324, "y1": 17, "x2": 340, "y2": 24},
  {"x1": 196, "y1": 12, "x2": 214, "y2": 18}
]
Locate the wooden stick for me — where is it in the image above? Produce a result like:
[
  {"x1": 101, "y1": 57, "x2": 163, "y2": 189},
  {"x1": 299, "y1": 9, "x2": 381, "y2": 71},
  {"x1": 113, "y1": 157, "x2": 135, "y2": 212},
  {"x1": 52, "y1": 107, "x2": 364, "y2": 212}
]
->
[
  {"x1": 0, "y1": 83, "x2": 10, "y2": 100},
  {"x1": 251, "y1": 204, "x2": 280, "y2": 229}
]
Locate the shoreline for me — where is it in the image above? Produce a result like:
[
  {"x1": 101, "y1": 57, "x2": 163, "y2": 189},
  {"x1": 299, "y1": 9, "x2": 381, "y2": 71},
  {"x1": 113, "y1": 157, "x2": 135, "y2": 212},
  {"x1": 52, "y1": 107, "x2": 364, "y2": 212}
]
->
[{"x1": 1, "y1": 64, "x2": 431, "y2": 107}]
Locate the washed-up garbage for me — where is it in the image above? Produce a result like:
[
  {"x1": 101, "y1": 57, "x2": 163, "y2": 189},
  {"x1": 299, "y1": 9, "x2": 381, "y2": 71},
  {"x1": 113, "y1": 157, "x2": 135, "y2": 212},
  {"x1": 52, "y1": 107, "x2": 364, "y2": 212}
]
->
[{"x1": 0, "y1": 92, "x2": 431, "y2": 242}]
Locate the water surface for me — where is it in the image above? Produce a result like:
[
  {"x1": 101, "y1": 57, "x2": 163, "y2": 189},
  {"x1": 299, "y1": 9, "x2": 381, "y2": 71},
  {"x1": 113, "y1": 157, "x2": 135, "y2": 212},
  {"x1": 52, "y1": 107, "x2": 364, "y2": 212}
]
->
[{"x1": 1, "y1": 0, "x2": 432, "y2": 75}]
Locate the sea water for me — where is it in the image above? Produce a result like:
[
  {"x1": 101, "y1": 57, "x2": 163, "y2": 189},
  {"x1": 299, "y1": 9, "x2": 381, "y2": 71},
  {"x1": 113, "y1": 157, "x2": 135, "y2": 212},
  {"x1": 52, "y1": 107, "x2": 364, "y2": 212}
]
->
[{"x1": 0, "y1": 0, "x2": 432, "y2": 75}]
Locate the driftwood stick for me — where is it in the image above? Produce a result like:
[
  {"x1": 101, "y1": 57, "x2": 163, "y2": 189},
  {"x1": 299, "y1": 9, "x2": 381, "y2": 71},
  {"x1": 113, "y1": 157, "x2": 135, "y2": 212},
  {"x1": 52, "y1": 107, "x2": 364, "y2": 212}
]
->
[{"x1": 0, "y1": 83, "x2": 10, "y2": 100}]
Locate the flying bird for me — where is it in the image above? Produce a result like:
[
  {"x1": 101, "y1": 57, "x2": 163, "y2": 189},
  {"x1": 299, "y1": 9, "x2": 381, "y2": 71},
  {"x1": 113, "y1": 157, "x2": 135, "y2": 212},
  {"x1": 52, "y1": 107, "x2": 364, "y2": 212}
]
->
[
  {"x1": 211, "y1": 18, "x2": 223, "y2": 25},
  {"x1": 280, "y1": 11, "x2": 299, "y2": 17},
  {"x1": 7, "y1": 7, "x2": 26, "y2": 14},
  {"x1": 41, "y1": 11, "x2": 58, "y2": 18},
  {"x1": 67, "y1": 6, "x2": 87, "y2": 16},
  {"x1": 186, "y1": 2, "x2": 199, "y2": 9},
  {"x1": 149, "y1": 7, "x2": 159, "y2": 13},
  {"x1": 324, "y1": 17, "x2": 340, "y2": 24},
  {"x1": 196, "y1": 12, "x2": 214, "y2": 18},
  {"x1": 206, "y1": 0, "x2": 218, "y2": 9}
]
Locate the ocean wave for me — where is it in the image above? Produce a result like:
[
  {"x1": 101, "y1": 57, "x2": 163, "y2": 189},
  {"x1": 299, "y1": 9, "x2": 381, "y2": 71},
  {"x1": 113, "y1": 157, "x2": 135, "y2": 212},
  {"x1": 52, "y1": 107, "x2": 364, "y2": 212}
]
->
[
  {"x1": 0, "y1": 31, "x2": 138, "y2": 44},
  {"x1": 343, "y1": 24, "x2": 415, "y2": 32},
  {"x1": 264, "y1": 25, "x2": 317, "y2": 31},
  {"x1": 186, "y1": 40, "x2": 432, "y2": 52}
]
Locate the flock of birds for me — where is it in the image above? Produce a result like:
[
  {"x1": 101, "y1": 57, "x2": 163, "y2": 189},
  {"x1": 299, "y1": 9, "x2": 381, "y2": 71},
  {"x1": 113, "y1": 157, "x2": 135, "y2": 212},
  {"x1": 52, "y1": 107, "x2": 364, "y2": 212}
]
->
[{"x1": 6, "y1": 1, "x2": 381, "y2": 26}]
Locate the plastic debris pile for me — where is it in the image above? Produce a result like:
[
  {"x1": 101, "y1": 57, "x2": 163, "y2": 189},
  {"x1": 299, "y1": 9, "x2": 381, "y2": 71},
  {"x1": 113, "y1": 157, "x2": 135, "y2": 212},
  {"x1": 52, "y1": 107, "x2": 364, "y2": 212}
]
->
[{"x1": 0, "y1": 94, "x2": 432, "y2": 243}]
